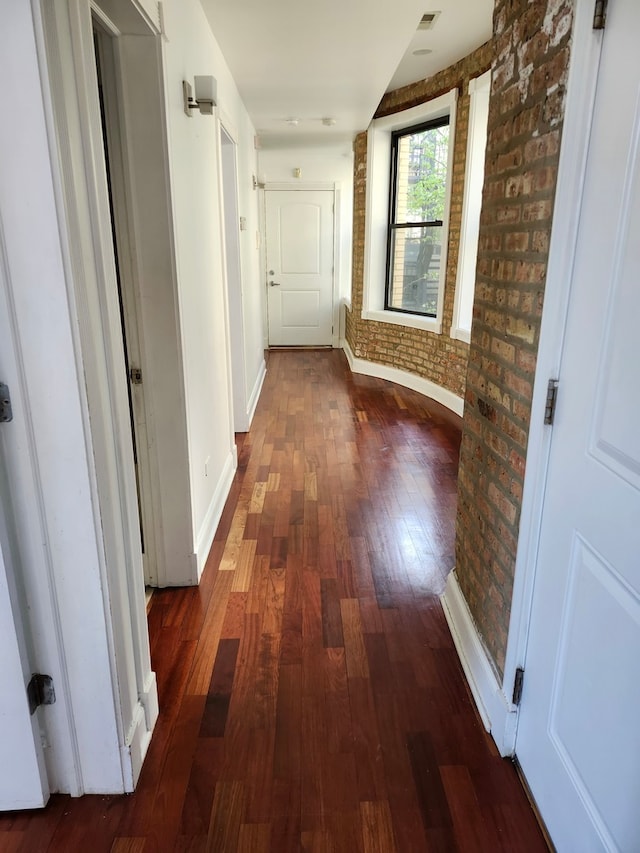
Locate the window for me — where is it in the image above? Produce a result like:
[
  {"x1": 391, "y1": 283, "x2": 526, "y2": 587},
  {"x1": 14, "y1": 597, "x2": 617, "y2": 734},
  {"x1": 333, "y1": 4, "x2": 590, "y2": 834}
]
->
[
  {"x1": 451, "y1": 70, "x2": 491, "y2": 342},
  {"x1": 362, "y1": 88, "x2": 457, "y2": 334},
  {"x1": 386, "y1": 118, "x2": 450, "y2": 317}
]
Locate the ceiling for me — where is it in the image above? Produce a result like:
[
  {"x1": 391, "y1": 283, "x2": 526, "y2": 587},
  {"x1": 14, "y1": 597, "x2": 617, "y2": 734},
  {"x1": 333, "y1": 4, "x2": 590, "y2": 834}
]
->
[{"x1": 200, "y1": 0, "x2": 494, "y2": 148}]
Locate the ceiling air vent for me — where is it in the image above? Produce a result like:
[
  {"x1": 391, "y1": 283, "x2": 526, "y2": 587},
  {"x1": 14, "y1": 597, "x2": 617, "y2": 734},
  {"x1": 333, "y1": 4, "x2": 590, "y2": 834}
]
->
[{"x1": 418, "y1": 12, "x2": 440, "y2": 29}]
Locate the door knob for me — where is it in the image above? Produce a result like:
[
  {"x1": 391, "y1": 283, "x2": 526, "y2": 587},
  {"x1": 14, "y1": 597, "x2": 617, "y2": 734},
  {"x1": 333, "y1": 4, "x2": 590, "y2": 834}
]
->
[{"x1": 269, "y1": 280, "x2": 281, "y2": 287}]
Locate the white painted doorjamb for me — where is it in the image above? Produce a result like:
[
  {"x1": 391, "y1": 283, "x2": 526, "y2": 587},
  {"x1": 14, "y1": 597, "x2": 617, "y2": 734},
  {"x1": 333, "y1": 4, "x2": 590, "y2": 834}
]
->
[
  {"x1": 262, "y1": 182, "x2": 339, "y2": 347},
  {"x1": 441, "y1": 0, "x2": 604, "y2": 757},
  {"x1": 503, "y1": 0, "x2": 604, "y2": 754},
  {"x1": 216, "y1": 116, "x2": 241, "y2": 460},
  {"x1": 36, "y1": 0, "x2": 158, "y2": 791},
  {"x1": 332, "y1": 183, "x2": 342, "y2": 348},
  {"x1": 219, "y1": 119, "x2": 249, "y2": 434},
  {"x1": 258, "y1": 186, "x2": 270, "y2": 350}
]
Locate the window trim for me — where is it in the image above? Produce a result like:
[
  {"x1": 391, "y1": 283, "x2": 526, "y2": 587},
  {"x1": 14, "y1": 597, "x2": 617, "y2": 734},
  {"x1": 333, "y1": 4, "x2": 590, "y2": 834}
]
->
[
  {"x1": 362, "y1": 88, "x2": 458, "y2": 334},
  {"x1": 451, "y1": 70, "x2": 491, "y2": 343}
]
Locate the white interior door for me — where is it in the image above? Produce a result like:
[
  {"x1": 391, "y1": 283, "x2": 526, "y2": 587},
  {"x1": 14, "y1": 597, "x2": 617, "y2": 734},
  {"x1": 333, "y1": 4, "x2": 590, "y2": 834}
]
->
[
  {"x1": 516, "y1": 1, "x2": 640, "y2": 849},
  {"x1": 0, "y1": 512, "x2": 49, "y2": 810},
  {"x1": 0, "y1": 235, "x2": 49, "y2": 810},
  {"x1": 94, "y1": 26, "x2": 154, "y2": 583},
  {"x1": 265, "y1": 190, "x2": 334, "y2": 346}
]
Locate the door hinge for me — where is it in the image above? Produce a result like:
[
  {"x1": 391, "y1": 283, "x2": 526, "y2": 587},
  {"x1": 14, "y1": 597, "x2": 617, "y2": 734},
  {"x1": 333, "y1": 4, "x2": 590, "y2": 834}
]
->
[
  {"x1": 593, "y1": 0, "x2": 608, "y2": 29},
  {"x1": 129, "y1": 367, "x2": 143, "y2": 385},
  {"x1": 512, "y1": 667, "x2": 525, "y2": 706},
  {"x1": 0, "y1": 383, "x2": 12, "y2": 422},
  {"x1": 544, "y1": 379, "x2": 559, "y2": 425},
  {"x1": 27, "y1": 673, "x2": 56, "y2": 715}
]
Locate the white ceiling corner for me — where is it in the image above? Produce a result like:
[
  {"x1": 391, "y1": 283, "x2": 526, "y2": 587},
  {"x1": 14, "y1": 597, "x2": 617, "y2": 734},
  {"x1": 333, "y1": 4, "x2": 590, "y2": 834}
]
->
[{"x1": 199, "y1": 0, "x2": 494, "y2": 147}]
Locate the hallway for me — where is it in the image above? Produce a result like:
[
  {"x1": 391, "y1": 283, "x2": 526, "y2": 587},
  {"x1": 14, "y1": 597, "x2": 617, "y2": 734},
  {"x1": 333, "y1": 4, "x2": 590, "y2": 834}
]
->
[{"x1": 0, "y1": 350, "x2": 546, "y2": 851}]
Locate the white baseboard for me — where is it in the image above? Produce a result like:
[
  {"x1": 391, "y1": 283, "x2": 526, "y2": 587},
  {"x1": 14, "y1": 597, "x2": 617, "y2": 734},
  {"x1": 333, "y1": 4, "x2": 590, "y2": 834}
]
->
[
  {"x1": 122, "y1": 671, "x2": 158, "y2": 791},
  {"x1": 194, "y1": 449, "x2": 236, "y2": 579},
  {"x1": 246, "y1": 358, "x2": 266, "y2": 428},
  {"x1": 342, "y1": 339, "x2": 464, "y2": 418},
  {"x1": 441, "y1": 570, "x2": 518, "y2": 757}
]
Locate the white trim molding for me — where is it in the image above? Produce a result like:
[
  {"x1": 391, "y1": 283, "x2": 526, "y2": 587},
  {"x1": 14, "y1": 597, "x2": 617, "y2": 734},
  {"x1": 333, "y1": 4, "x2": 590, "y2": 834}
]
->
[
  {"x1": 441, "y1": 571, "x2": 517, "y2": 757},
  {"x1": 36, "y1": 0, "x2": 160, "y2": 793},
  {"x1": 362, "y1": 89, "x2": 458, "y2": 335},
  {"x1": 342, "y1": 338, "x2": 464, "y2": 417},
  {"x1": 195, "y1": 448, "x2": 236, "y2": 580},
  {"x1": 247, "y1": 357, "x2": 267, "y2": 427},
  {"x1": 123, "y1": 670, "x2": 158, "y2": 790},
  {"x1": 502, "y1": 0, "x2": 606, "y2": 736},
  {"x1": 450, "y1": 70, "x2": 491, "y2": 344}
]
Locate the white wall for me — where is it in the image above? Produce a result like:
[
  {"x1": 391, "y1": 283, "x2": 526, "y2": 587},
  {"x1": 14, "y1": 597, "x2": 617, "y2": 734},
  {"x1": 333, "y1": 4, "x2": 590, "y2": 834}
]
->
[
  {"x1": 258, "y1": 143, "x2": 354, "y2": 341},
  {"x1": 161, "y1": 0, "x2": 262, "y2": 569}
]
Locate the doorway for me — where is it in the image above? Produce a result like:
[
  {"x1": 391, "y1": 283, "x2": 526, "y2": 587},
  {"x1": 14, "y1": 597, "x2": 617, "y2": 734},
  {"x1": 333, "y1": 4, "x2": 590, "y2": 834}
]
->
[
  {"x1": 80, "y1": 3, "x2": 195, "y2": 588},
  {"x1": 220, "y1": 126, "x2": 249, "y2": 432},
  {"x1": 265, "y1": 189, "x2": 335, "y2": 346},
  {"x1": 93, "y1": 24, "x2": 151, "y2": 581}
]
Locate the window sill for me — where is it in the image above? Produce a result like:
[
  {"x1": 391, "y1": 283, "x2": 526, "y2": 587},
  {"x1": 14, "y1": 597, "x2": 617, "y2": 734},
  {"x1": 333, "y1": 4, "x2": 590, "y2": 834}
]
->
[
  {"x1": 362, "y1": 308, "x2": 442, "y2": 334},
  {"x1": 450, "y1": 325, "x2": 471, "y2": 344}
]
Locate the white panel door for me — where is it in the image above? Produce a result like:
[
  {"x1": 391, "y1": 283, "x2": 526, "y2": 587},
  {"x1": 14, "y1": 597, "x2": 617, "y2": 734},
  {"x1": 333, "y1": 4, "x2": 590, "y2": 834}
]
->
[
  {"x1": 0, "y1": 235, "x2": 49, "y2": 809},
  {"x1": 0, "y1": 516, "x2": 49, "y2": 809},
  {"x1": 265, "y1": 190, "x2": 334, "y2": 346},
  {"x1": 516, "y1": 1, "x2": 640, "y2": 850}
]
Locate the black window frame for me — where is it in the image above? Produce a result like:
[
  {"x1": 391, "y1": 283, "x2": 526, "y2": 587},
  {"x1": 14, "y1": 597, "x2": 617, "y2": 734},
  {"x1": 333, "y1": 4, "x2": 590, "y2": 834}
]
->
[{"x1": 384, "y1": 115, "x2": 450, "y2": 318}]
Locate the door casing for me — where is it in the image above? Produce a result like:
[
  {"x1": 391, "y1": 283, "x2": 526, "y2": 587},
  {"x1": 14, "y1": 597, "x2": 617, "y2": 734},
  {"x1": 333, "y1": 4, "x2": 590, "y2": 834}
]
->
[
  {"x1": 512, "y1": 0, "x2": 639, "y2": 845},
  {"x1": 504, "y1": 0, "x2": 604, "y2": 731},
  {"x1": 33, "y1": 0, "x2": 171, "y2": 793}
]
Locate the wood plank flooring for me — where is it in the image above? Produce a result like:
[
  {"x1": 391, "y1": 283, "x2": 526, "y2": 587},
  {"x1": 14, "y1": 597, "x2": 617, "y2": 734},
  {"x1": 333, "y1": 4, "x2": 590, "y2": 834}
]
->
[{"x1": 0, "y1": 349, "x2": 548, "y2": 852}]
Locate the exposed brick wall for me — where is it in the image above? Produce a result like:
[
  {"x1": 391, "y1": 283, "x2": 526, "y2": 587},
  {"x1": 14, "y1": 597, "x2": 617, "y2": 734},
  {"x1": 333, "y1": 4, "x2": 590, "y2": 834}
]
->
[
  {"x1": 455, "y1": 0, "x2": 574, "y2": 677},
  {"x1": 345, "y1": 43, "x2": 493, "y2": 398}
]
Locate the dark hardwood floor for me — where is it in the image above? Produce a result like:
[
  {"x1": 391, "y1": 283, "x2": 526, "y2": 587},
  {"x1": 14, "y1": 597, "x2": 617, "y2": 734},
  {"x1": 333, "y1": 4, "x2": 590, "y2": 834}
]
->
[{"x1": 0, "y1": 349, "x2": 547, "y2": 852}]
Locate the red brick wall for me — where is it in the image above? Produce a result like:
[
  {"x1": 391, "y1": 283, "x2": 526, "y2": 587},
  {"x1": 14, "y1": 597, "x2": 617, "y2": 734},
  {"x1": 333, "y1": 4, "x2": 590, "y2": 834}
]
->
[
  {"x1": 455, "y1": 0, "x2": 574, "y2": 676},
  {"x1": 345, "y1": 43, "x2": 493, "y2": 398}
]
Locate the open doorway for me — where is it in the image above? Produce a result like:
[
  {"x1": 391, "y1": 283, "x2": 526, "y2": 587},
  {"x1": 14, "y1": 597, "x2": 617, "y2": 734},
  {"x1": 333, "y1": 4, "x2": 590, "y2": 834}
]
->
[
  {"x1": 29, "y1": 0, "x2": 196, "y2": 795},
  {"x1": 93, "y1": 24, "x2": 150, "y2": 582},
  {"x1": 82, "y1": 3, "x2": 195, "y2": 588},
  {"x1": 219, "y1": 126, "x2": 249, "y2": 433}
]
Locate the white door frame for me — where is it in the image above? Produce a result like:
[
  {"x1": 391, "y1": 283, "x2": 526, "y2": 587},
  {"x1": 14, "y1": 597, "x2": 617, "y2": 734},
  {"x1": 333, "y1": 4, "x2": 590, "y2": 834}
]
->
[
  {"x1": 441, "y1": 0, "x2": 607, "y2": 757},
  {"x1": 219, "y1": 120, "x2": 250, "y2": 432},
  {"x1": 262, "y1": 182, "x2": 341, "y2": 348},
  {"x1": 93, "y1": 23, "x2": 159, "y2": 585},
  {"x1": 33, "y1": 0, "x2": 165, "y2": 791},
  {"x1": 89, "y1": 2, "x2": 196, "y2": 588},
  {"x1": 504, "y1": 0, "x2": 605, "y2": 750}
]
